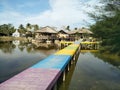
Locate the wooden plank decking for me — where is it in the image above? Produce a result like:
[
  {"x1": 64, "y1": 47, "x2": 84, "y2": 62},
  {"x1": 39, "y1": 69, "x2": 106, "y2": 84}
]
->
[{"x1": 0, "y1": 40, "x2": 82, "y2": 90}]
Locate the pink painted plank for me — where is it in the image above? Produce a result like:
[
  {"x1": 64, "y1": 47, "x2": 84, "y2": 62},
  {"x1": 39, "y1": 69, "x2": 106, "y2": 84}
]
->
[{"x1": 0, "y1": 68, "x2": 61, "y2": 90}]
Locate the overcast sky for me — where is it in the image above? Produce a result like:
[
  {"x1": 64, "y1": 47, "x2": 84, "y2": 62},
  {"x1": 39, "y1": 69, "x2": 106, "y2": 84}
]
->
[{"x1": 0, "y1": 0, "x2": 101, "y2": 29}]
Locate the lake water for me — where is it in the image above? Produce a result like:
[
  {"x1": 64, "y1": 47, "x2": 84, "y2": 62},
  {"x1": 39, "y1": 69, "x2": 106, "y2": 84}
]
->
[
  {"x1": 58, "y1": 51, "x2": 120, "y2": 90},
  {"x1": 0, "y1": 41, "x2": 120, "y2": 90},
  {"x1": 0, "y1": 41, "x2": 58, "y2": 83}
]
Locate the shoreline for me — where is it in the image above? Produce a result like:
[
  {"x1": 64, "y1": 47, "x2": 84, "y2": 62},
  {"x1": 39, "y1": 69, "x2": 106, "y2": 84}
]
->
[{"x1": 0, "y1": 36, "x2": 29, "y2": 42}]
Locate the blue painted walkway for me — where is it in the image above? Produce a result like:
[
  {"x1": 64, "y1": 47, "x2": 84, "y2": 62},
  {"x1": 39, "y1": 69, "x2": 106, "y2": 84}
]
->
[{"x1": 0, "y1": 40, "x2": 82, "y2": 90}]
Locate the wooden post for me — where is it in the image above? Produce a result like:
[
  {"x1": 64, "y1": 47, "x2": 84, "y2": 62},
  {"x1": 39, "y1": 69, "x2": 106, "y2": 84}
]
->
[
  {"x1": 67, "y1": 63, "x2": 70, "y2": 71},
  {"x1": 63, "y1": 70, "x2": 66, "y2": 82},
  {"x1": 53, "y1": 82, "x2": 57, "y2": 90},
  {"x1": 77, "y1": 48, "x2": 80, "y2": 55},
  {"x1": 73, "y1": 55, "x2": 76, "y2": 61},
  {"x1": 70, "y1": 59, "x2": 73, "y2": 64}
]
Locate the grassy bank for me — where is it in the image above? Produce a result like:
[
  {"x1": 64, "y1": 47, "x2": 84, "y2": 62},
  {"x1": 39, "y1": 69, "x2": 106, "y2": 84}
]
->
[
  {"x1": 93, "y1": 51, "x2": 120, "y2": 67},
  {"x1": 99, "y1": 52, "x2": 120, "y2": 61},
  {"x1": 99, "y1": 45, "x2": 120, "y2": 57},
  {"x1": 0, "y1": 36, "x2": 28, "y2": 41}
]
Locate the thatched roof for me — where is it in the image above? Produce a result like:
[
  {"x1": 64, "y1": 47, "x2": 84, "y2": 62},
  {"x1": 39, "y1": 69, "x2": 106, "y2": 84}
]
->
[
  {"x1": 35, "y1": 26, "x2": 57, "y2": 34},
  {"x1": 68, "y1": 28, "x2": 93, "y2": 34},
  {"x1": 67, "y1": 30, "x2": 75, "y2": 34},
  {"x1": 58, "y1": 30, "x2": 68, "y2": 34},
  {"x1": 80, "y1": 28, "x2": 93, "y2": 34}
]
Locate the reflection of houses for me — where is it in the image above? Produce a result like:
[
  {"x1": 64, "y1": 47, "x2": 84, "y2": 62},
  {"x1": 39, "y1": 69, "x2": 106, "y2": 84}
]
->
[
  {"x1": 35, "y1": 26, "x2": 58, "y2": 43},
  {"x1": 12, "y1": 30, "x2": 20, "y2": 37},
  {"x1": 32, "y1": 41, "x2": 56, "y2": 49},
  {"x1": 58, "y1": 30, "x2": 69, "y2": 40},
  {"x1": 68, "y1": 28, "x2": 93, "y2": 40},
  {"x1": 12, "y1": 40, "x2": 20, "y2": 46}
]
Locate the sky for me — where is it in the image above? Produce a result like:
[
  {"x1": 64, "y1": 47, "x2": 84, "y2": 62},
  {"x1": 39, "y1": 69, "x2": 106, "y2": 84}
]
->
[{"x1": 0, "y1": 0, "x2": 101, "y2": 29}]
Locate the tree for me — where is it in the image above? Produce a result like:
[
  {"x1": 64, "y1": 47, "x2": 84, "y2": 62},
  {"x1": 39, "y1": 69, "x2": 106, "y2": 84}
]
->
[
  {"x1": 74, "y1": 27, "x2": 77, "y2": 30},
  {"x1": 89, "y1": 0, "x2": 120, "y2": 55},
  {"x1": 26, "y1": 23, "x2": 32, "y2": 31},
  {"x1": 18, "y1": 24, "x2": 27, "y2": 36},
  {"x1": 8, "y1": 24, "x2": 16, "y2": 35},
  {"x1": 66, "y1": 25, "x2": 70, "y2": 31},
  {"x1": 33, "y1": 24, "x2": 39, "y2": 31},
  {"x1": 0, "y1": 24, "x2": 16, "y2": 36}
]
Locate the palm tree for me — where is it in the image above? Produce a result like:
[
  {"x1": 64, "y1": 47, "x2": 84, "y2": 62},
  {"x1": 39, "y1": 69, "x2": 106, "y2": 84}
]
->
[
  {"x1": 33, "y1": 24, "x2": 39, "y2": 31},
  {"x1": 26, "y1": 23, "x2": 32, "y2": 31},
  {"x1": 18, "y1": 24, "x2": 26, "y2": 36}
]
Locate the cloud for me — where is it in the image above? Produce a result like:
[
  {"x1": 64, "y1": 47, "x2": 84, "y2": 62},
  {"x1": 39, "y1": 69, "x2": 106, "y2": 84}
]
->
[
  {"x1": 26, "y1": 0, "x2": 94, "y2": 28},
  {"x1": 0, "y1": 11, "x2": 26, "y2": 27},
  {"x1": 0, "y1": 0, "x2": 101, "y2": 29}
]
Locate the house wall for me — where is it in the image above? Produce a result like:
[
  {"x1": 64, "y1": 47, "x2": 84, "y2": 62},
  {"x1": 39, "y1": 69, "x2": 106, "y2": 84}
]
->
[{"x1": 12, "y1": 31, "x2": 20, "y2": 37}]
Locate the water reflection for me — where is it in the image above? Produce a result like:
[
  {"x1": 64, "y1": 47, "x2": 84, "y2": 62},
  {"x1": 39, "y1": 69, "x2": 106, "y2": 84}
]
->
[
  {"x1": 58, "y1": 54, "x2": 79, "y2": 90},
  {"x1": 58, "y1": 51, "x2": 120, "y2": 90},
  {"x1": 0, "y1": 41, "x2": 58, "y2": 83},
  {"x1": 0, "y1": 41, "x2": 16, "y2": 53},
  {"x1": 93, "y1": 53, "x2": 120, "y2": 69}
]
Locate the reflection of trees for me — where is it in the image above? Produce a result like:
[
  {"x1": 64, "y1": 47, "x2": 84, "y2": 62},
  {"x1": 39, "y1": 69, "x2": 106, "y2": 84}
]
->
[
  {"x1": 18, "y1": 41, "x2": 29, "y2": 52},
  {"x1": 18, "y1": 41, "x2": 35, "y2": 53},
  {"x1": 32, "y1": 42, "x2": 58, "y2": 50},
  {"x1": 0, "y1": 41, "x2": 58, "y2": 54},
  {"x1": 18, "y1": 46, "x2": 24, "y2": 52},
  {"x1": 26, "y1": 44, "x2": 34, "y2": 53},
  {"x1": 0, "y1": 41, "x2": 16, "y2": 53},
  {"x1": 92, "y1": 52, "x2": 120, "y2": 68}
]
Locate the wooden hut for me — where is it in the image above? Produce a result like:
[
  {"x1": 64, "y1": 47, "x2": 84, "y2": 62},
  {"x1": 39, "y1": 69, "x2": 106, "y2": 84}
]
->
[
  {"x1": 79, "y1": 28, "x2": 93, "y2": 39},
  {"x1": 68, "y1": 28, "x2": 93, "y2": 40},
  {"x1": 35, "y1": 26, "x2": 58, "y2": 43},
  {"x1": 58, "y1": 30, "x2": 69, "y2": 41}
]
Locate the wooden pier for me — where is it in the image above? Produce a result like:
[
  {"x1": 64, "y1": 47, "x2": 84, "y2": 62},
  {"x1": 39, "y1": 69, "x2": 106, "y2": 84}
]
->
[
  {"x1": 81, "y1": 41, "x2": 100, "y2": 50},
  {"x1": 0, "y1": 40, "x2": 82, "y2": 90}
]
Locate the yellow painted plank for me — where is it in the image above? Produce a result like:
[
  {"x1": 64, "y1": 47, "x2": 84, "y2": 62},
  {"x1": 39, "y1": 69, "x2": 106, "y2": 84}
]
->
[
  {"x1": 55, "y1": 49, "x2": 76, "y2": 56},
  {"x1": 69, "y1": 44, "x2": 79, "y2": 47},
  {"x1": 81, "y1": 50, "x2": 99, "y2": 53},
  {"x1": 60, "y1": 41, "x2": 74, "y2": 44},
  {"x1": 81, "y1": 42, "x2": 99, "y2": 44}
]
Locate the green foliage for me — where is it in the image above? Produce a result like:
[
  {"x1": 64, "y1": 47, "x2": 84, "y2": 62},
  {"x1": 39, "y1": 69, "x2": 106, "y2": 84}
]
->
[
  {"x1": 0, "y1": 41, "x2": 16, "y2": 53},
  {"x1": 74, "y1": 27, "x2": 77, "y2": 30},
  {"x1": 33, "y1": 24, "x2": 39, "y2": 31},
  {"x1": 0, "y1": 23, "x2": 40, "y2": 37},
  {"x1": 90, "y1": 0, "x2": 120, "y2": 55},
  {"x1": 18, "y1": 24, "x2": 27, "y2": 35},
  {"x1": 26, "y1": 23, "x2": 32, "y2": 31},
  {"x1": 66, "y1": 25, "x2": 70, "y2": 31},
  {"x1": 0, "y1": 24, "x2": 16, "y2": 36},
  {"x1": 26, "y1": 23, "x2": 39, "y2": 32}
]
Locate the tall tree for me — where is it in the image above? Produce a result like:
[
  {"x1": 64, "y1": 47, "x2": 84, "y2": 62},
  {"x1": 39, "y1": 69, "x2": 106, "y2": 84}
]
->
[
  {"x1": 0, "y1": 24, "x2": 15, "y2": 36},
  {"x1": 33, "y1": 24, "x2": 39, "y2": 31},
  {"x1": 26, "y1": 23, "x2": 32, "y2": 31},
  {"x1": 66, "y1": 25, "x2": 70, "y2": 31},
  {"x1": 74, "y1": 27, "x2": 77, "y2": 30},
  {"x1": 18, "y1": 24, "x2": 26, "y2": 35},
  {"x1": 89, "y1": 0, "x2": 120, "y2": 55}
]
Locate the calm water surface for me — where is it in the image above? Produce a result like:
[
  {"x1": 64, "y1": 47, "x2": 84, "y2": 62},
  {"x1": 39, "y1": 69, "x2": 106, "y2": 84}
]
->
[
  {"x1": 0, "y1": 41, "x2": 58, "y2": 83},
  {"x1": 1, "y1": 41, "x2": 120, "y2": 90},
  {"x1": 58, "y1": 51, "x2": 120, "y2": 90}
]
